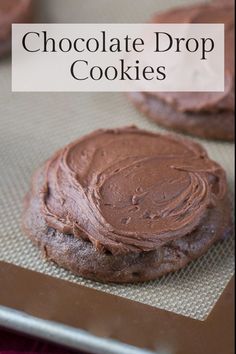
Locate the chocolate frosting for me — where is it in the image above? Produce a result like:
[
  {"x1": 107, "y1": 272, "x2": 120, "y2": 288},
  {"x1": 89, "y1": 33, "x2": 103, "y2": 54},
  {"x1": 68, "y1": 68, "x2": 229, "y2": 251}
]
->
[
  {"x1": 40, "y1": 127, "x2": 226, "y2": 255},
  {"x1": 151, "y1": 1, "x2": 235, "y2": 113}
]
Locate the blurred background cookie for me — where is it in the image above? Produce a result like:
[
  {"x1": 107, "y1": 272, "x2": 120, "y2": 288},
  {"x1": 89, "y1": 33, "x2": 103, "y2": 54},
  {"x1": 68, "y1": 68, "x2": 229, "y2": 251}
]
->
[
  {"x1": 0, "y1": 0, "x2": 32, "y2": 57},
  {"x1": 128, "y1": 0, "x2": 235, "y2": 141}
]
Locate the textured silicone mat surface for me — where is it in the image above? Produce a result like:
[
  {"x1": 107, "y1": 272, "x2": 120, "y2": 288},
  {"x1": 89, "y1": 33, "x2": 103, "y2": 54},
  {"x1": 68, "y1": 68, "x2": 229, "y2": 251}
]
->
[{"x1": 0, "y1": 0, "x2": 234, "y2": 321}]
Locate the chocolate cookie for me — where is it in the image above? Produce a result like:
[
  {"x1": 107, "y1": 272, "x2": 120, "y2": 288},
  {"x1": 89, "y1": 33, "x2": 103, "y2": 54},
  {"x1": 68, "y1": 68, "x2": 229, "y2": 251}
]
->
[
  {"x1": 22, "y1": 127, "x2": 232, "y2": 283},
  {"x1": 128, "y1": 1, "x2": 235, "y2": 141},
  {"x1": 0, "y1": 0, "x2": 32, "y2": 57},
  {"x1": 128, "y1": 92, "x2": 234, "y2": 141}
]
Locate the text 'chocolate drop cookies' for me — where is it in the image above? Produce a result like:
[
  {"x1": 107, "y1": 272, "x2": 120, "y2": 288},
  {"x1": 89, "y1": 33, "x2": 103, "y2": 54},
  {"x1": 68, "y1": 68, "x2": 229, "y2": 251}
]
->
[
  {"x1": 0, "y1": 0, "x2": 32, "y2": 57},
  {"x1": 22, "y1": 127, "x2": 232, "y2": 283},
  {"x1": 128, "y1": 0, "x2": 235, "y2": 141}
]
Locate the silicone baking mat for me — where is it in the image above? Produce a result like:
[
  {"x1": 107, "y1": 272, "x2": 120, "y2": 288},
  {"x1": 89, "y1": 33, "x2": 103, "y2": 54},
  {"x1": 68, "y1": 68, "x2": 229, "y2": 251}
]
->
[{"x1": 0, "y1": 0, "x2": 234, "y2": 321}]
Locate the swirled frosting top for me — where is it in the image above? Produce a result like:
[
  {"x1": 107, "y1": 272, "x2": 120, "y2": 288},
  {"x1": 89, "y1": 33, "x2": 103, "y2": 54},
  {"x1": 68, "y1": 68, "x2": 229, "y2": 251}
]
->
[
  {"x1": 40, "y1": 127, "x2": 227, "y2": 255},
  {"x1": 151, "y1": 0, "x2": 235, "y2": 113}
]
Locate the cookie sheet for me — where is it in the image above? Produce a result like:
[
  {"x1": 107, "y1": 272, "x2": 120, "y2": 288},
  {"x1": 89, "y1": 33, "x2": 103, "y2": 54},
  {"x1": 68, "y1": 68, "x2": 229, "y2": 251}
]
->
[{"x1": 0, "y1": 0, "x2": 234, "y2": 322}]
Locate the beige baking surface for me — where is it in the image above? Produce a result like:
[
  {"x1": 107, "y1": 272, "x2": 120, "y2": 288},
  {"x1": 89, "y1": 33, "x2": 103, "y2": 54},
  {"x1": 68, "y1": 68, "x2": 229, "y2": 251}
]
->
[{"x1": 0, "y1": 0, "x2": 234, "y2": 321}]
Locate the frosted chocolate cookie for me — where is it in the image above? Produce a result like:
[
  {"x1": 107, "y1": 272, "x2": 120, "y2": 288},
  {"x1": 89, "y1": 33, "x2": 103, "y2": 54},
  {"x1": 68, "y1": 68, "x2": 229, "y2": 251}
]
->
[
  {"x1": 22, "y1": 127, "x2": 232, "y2": 283},
  {"x1": 0, "y1": 0, "x2": 32, "y2": 57},
  {"x1": 128, "y1": 1, "x2": 235, "y2": 141}
]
